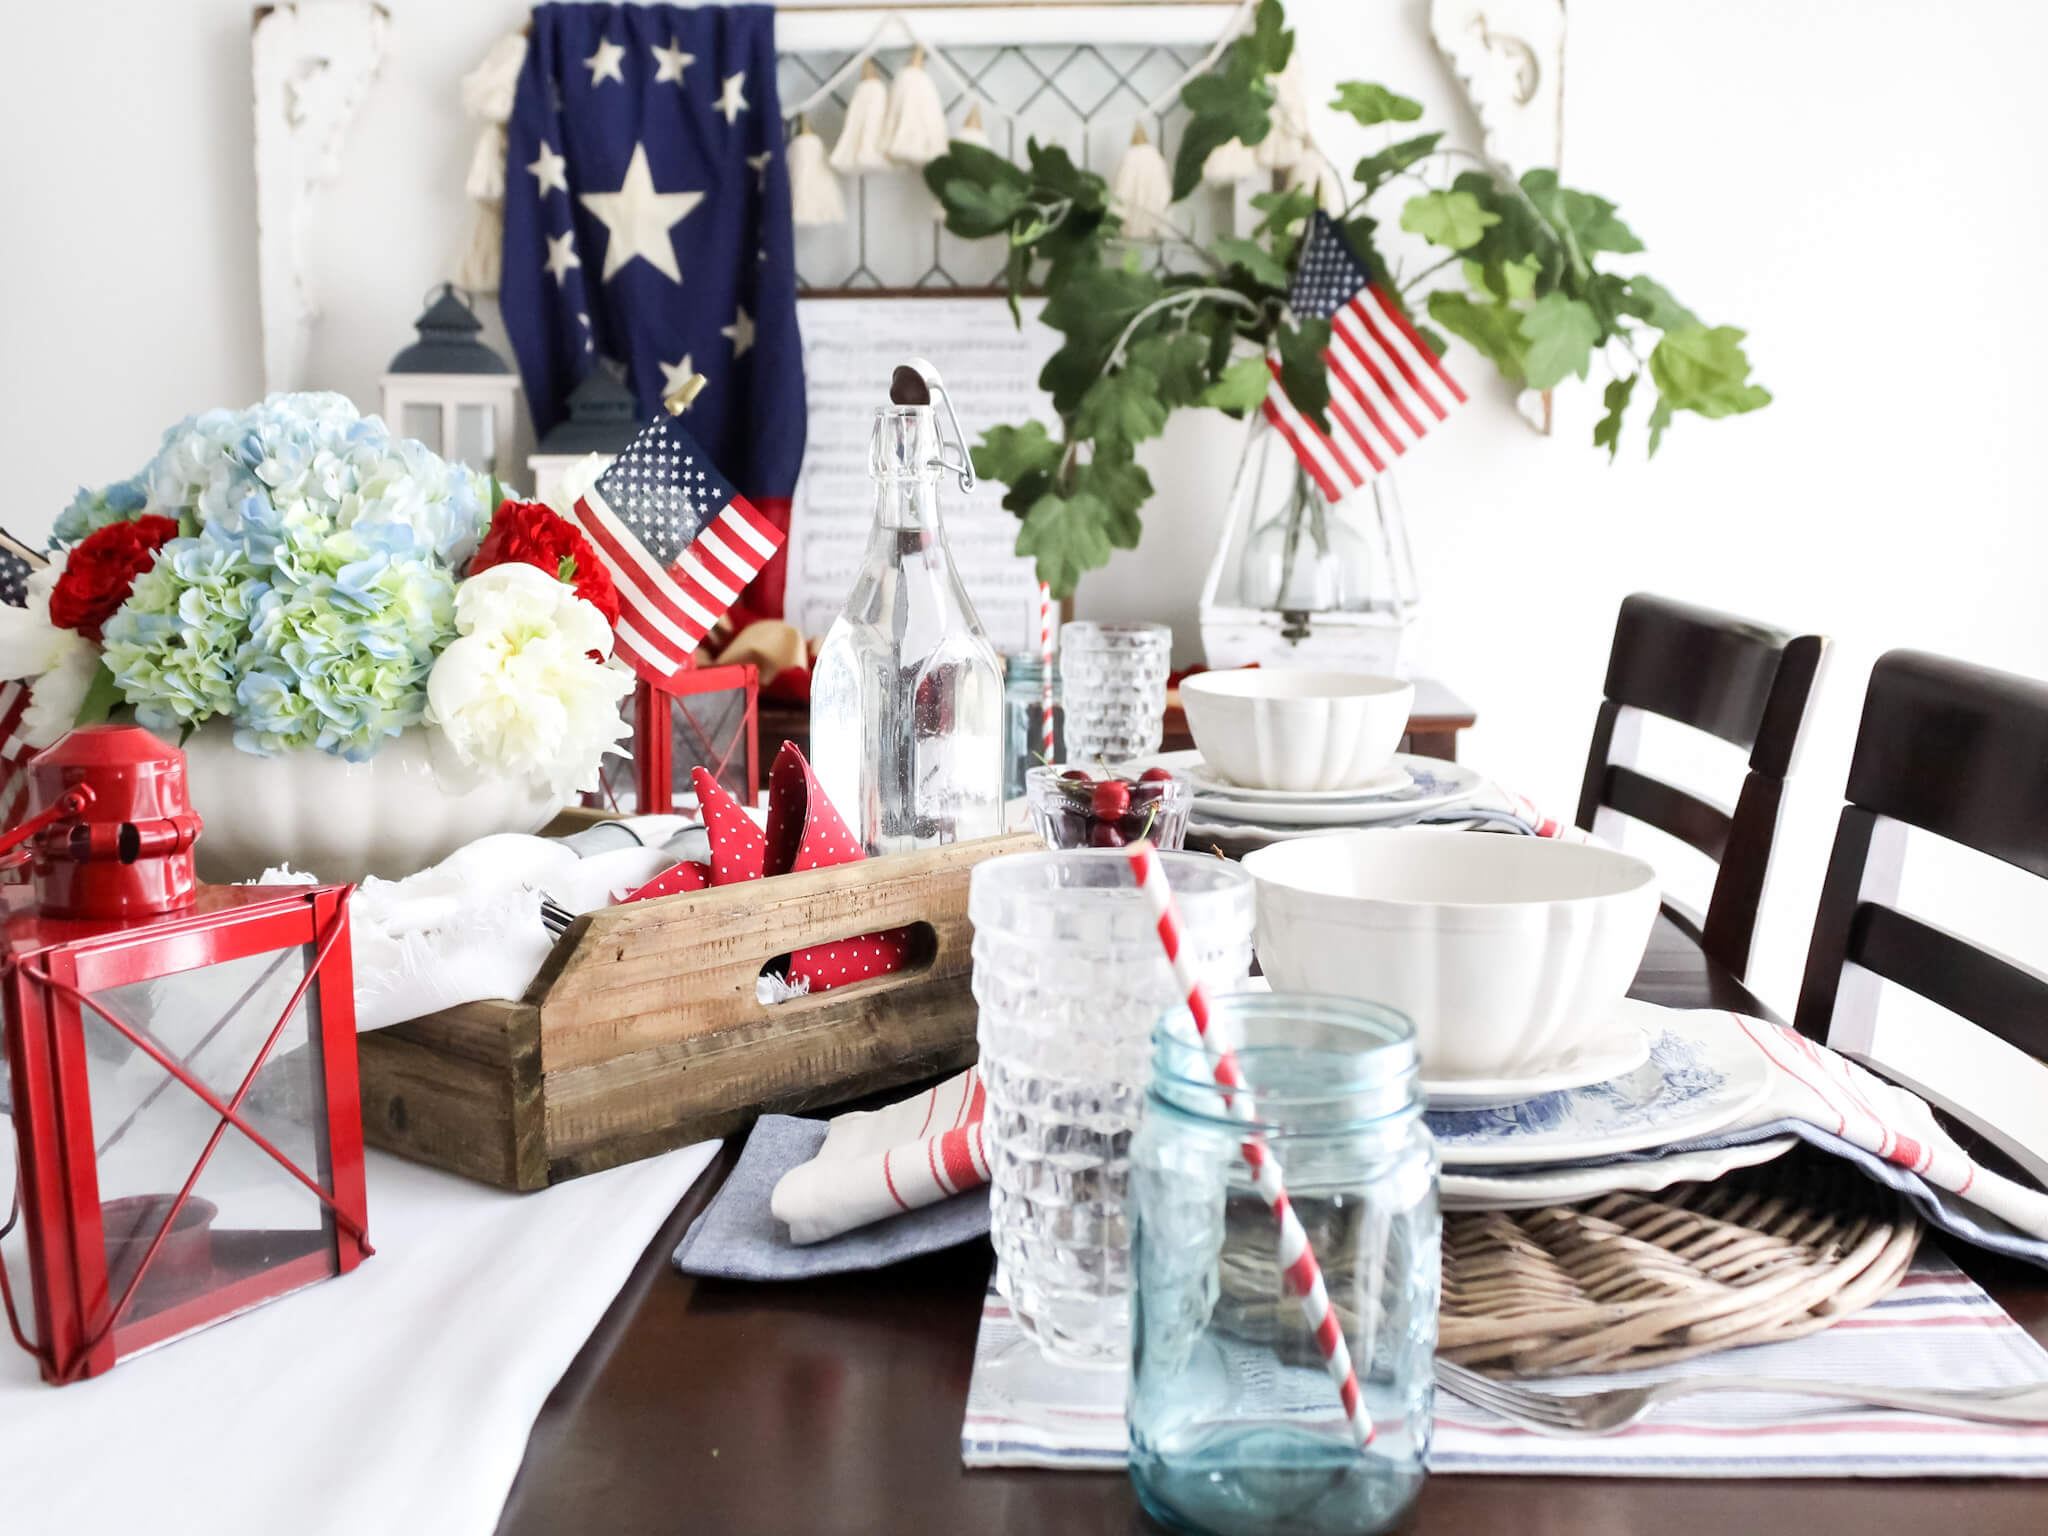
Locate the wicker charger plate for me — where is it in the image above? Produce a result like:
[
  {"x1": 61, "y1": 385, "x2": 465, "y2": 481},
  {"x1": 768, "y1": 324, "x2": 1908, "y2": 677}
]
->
[{"x1": 1440, "y1": 1147, "x2": 1922, "y2": 1377}]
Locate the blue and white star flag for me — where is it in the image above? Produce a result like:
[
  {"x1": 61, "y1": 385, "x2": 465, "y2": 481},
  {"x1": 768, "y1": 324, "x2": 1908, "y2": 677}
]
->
[{"x1": 502, "y1": 2, "x2": 803, "y2": 612}]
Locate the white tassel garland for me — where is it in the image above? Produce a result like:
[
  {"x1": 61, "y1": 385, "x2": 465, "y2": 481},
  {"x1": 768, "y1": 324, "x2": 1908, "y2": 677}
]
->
[
  {"x1": 1286, "y1": 152, "x2": 1347, "y2": 217},
  {"x1": 829, "y1": 58, "x2": 890, "y2": 174},
  {"x1": 955, "y1": 100, "x2": 990, "y2": 149},
  {"x1": 1203, "y1": 136, "x2": 1258, "y2": 186},
  {"x1": 1258, "y1": 51, "x2": 1312, "y2": 171},
  {"x1": 1110, "y1": 124, "x2": 1173, "y2": 239},
  {"x1": 787, "y1": 117, "x2": 846, "y2": 227},
  {"x1": 454, "y1": 30, "x2": 527, "y2": 294},
  {"x1": 884, "y1": 46, "x2": 950, "y2": 167}
]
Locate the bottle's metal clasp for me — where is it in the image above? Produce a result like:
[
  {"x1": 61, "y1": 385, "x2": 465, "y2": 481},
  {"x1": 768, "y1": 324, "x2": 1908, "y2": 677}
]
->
[{"x1": 889, "y1": 357, "x2": 978, "y2": 496}]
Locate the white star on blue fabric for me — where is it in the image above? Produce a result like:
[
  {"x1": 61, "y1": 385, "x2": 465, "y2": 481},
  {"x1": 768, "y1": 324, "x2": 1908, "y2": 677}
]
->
[
  {"x1": 585, "y1": 38, "x2": 626, "y2": 87},
  {"x1": 527, "y1": 141, "x2": 569, "y2": 196},
  {"x1": 544, "y1": 231, "x2": 581, "y2": 284},
  {"x1": 715, "y1": 71, "x2": 748, "y2": 125},
  {"x1": 651, "y1": 38, "x2": 694, "y2": 84}
]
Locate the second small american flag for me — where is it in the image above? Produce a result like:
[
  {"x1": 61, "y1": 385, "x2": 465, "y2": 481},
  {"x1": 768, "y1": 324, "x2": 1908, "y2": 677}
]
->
[
  {"x1": 568, "y1": 408, "x2": 785, "y2": 683},
  {"x1": 1264, "y1": 211, "x2": 1468, "y2": 502}
]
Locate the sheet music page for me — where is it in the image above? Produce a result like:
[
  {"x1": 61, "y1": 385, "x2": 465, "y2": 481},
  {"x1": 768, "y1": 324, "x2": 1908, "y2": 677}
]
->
[{"x1": 789, "y1": 297, "x2": 1057, "y2": 656}]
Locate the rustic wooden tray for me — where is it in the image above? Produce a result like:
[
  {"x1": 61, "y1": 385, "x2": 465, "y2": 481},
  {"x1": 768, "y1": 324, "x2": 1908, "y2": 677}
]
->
[{"x1": 355, "y1": 830, "x2": 1039, "y2": 1190}]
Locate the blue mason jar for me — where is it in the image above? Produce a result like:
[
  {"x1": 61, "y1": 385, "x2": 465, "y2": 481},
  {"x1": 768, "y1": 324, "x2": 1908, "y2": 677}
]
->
[
  {"x1": 1128, "y1": 994, "x2": 1438, "y2": 1536},
  {"x1": 1002, "y1": 653, "x2": 1062, "y2": 799}
]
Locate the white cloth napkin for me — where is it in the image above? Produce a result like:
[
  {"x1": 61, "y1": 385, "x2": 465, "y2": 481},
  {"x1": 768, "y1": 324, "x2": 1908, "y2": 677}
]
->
[{"x1": 770, "y1": 1068, "x2": 987, "y2": 1244}]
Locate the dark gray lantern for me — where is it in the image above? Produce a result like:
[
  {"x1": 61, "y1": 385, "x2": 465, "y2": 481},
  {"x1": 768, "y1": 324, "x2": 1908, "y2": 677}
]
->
[
  {"x1": 378, "y1": 285, "x2": 521, "y2": 475},
  {"x1": 537, "y1": 367, "x2": 642, "y2": 456},
  {"x1": 387, "y1": 286, "x2": 512, "y2": 374}
]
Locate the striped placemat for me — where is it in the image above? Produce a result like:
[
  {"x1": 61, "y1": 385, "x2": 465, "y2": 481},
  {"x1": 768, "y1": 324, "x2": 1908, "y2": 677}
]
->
[{"x1": 962, "y1": 1252, "x2": 2048, "y2": 1476}]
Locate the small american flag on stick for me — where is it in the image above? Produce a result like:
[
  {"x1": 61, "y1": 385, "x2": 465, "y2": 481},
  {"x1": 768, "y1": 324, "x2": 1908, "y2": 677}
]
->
[
  {"x1": 0, "y1": 530, "x2": 50, "y2": 827},
  {"x1": 1263, "y1": 212, "x2": 1468, "y2": 502},
  {"x1": 567, "y1": 381, "x2": 786, "y2": 683}
]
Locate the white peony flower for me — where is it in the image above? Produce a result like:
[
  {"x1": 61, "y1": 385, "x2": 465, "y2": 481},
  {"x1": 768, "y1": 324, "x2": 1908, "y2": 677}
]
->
[
  {"x1": 424, "y1": 562, "x2": 632, "y2": 798},
  {"x1": 0, "y1": 555, "x2": 100, "y2": 748},
  {"x1": 541, "y1": 455, "x2": 612, "y2": 519}
]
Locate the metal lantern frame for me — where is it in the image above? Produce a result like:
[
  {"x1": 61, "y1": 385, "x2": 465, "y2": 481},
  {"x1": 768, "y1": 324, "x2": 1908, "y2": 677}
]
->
[
  {"x1": 1, "y1": 884, "x2": 369, "y2": 1384},
  {"x1": 617, "y1": 664, "x2": 761, "y2": 815}
]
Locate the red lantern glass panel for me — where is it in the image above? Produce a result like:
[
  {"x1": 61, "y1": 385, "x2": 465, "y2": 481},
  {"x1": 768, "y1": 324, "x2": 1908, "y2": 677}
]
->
[
  {"x1": 3, "y1": 886, "x2": 367, "y2": 1384},
  {"x1": 591, "y1": 666, "x2": 759, "y2": 814}
]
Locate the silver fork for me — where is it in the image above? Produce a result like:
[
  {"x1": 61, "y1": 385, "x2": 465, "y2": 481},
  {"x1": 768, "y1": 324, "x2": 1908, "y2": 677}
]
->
[{"x1": 1434, "y1": 1355, "x2": 2048, "y2": 1436}]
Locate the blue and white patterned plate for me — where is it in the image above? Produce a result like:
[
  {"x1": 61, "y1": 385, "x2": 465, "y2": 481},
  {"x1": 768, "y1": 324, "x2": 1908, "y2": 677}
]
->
[{"x1": 1427, "y1": 1009, "x2": 1770, "y2": 1168}]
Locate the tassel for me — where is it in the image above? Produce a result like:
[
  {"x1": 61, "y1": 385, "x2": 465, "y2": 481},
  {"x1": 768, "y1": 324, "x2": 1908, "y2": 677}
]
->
[
  {"x1": 787, "y1": 116, "x2": 846, "y2": 227},
  {"x1": 1111, "y1": 123, "x2": 1173, "y2": 239},
  {"x1": 883, "y1": 46, "x2": 950, "y2": 167},
  {"x1": 829, "y1": 58, "x2": 890, "y2": 174},
  {"x1": 1286, "y1": 153, "x2": 1347, "y2": 217},
  {"x1": 956, "y1": 100, "x2": 990, "y2": 149},
  {"x1": 1258, "y1": 51, "x2": 1312, "y2": 170},
  {"x1": 454, "y1": 30, "x2": 527, "y2": 296},
  {"x1": 1203, "y1": 136, "x2": 1258, "y2": 186}
]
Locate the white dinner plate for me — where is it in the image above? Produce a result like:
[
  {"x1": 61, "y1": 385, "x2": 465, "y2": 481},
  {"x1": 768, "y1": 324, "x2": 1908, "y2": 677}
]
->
[
  {"x1": 1191, "y1": 755, "x2": 1484, "y2": 828},
  {"x1": 1422, "y1": 1010, "x2": 1653, "y2": 1109},
  {"x1": 1426, "y1": 1009, "x2": 1772, "y2": 1167},
  {"x1": 1441, "y1": 1135, "x2": 1801, "y2": 1210},
  {"x1": 1185, "y1": 759, "x2": 1413, "y2": 803}
]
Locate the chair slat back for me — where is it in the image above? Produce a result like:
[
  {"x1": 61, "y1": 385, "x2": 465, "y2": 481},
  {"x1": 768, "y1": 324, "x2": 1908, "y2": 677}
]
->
[
  {"x1": 1795, "y1": 650, "x2": 2048, "y2": 1067},
  {"x1": 1576, "y1": 594, "x2": 1827, "y2": 979}
]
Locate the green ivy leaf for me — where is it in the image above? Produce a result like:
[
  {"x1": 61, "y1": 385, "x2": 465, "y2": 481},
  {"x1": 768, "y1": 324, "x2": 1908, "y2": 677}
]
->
[
  {"x1": 1246, "y1": 0, "x2": 1295, "y2": 73},
  {"x1": 1647, "y1": 395, "x2": 1675, "y2": 457},
  {"x1": 1250, "y1": 188, "x2": 1317, "y2": 239},
  {"x1": 1073, "y1": 365, "x2": 1170, "y2": 446},
  {"x1": 926, "y1": 141, "x2": 1033, "y2": 238},
  {"x1": 1199, "y1": 352, "x2": 1273, "y2": 412},
  {"x1": 1072, "y1": 452, "x2": 1152, "y2": 549},
  {"x1": 1620, "y1": 275, "x2": 1700, "y2": 334},
  {"x1": 1026, "y1": 139, "x2": 1107, "y2": 213},
  {"x1": 1174, "y1": 70, "x2": 1274, "y2": 201},
  {"x1": 73, "y1": 660, "x2": 126, "y2": 728},
  {"x1": 972, "y1": 420, "x2": 1062, "y2": 486},
  {"x1": 1593, "y1": 373, "x2": 1636, "y2": 462},
  {"x1": 1353, "y1": 132, "x2": 1442, "y2": 195},
  {"x1": 1462, "y1": 255, "x2": 1540, "y2": 302},
  {"x1": 1400, "y1": 190, "x2": 1499, "y2": 251},
  {"x1": 1649, "y1": 326, "x2": 1772, "y2": 418},
  {"x1": 1275, "y1": 317, "x2": 1333, "y2": 435},
  {"x1": 1413, "y1": 324, "x2": 1448, "y2": 359},
  {"x1": 1330, "y1": 82, "x2": 1423, "y2": 127},
  {"x1": 1017, "y1": 490, "x2": 1116, "y2": 598},
  {"x1": 1038, "y1": 264, "x2": 1165, "y2": 414},
  {"x1": 1426, "y1": 291, "x2": 1526, "y2": 382},
  {"x1": 1126, "y1": 331, "x2": 1211, "y2": 407},
  {"x1": 1519, "y1": 170, "x2": 1644, "y2": 258},
  {"x1": 1211, "y1": 234, "x2": 1292, "y2": 291},
  {"x1": 1519, "y1": 293, "x2": 1602, "y2": 390}
]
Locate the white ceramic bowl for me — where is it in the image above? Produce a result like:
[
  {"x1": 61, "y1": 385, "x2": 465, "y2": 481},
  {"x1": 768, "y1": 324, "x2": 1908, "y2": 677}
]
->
[
  {"x1": 1179, "y1": 670, "x2": 1414, "y2": 792},
  {"x1": 1242, "y1": 829, "x2": 1660, "y2": 1081}
]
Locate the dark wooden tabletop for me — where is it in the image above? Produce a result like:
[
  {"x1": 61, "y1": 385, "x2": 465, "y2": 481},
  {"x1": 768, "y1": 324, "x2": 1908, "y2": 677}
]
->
[{"x1": 495, "y1": 916, "x2": 2048, "y2": 1535}]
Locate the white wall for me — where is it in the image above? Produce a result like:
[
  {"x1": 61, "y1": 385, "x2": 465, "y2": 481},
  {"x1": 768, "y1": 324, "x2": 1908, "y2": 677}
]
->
[{"x1": 3, "y1": 0, "x2": 2044, "y2": 1133}]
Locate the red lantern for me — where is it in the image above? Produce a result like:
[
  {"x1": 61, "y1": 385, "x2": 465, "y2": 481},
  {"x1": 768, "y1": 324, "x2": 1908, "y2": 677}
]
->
[
  {"x1": 0, "y1": 726, "x2": 369, "y2": 1384},
  {"x1": 596, "y1": 664, "x2": 759, "y2": 814}
]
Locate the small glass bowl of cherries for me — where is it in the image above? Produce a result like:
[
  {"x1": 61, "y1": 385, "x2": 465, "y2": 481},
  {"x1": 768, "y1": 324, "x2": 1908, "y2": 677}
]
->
[{"x1": 1026, "y1": 763, "x2": 1192, "y2": 850}]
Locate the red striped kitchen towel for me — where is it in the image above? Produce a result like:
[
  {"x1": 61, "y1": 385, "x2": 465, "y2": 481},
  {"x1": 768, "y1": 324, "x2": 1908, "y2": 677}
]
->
[{"x1": 770, "y1": 1067, "x2": 988, "y2": 1244}]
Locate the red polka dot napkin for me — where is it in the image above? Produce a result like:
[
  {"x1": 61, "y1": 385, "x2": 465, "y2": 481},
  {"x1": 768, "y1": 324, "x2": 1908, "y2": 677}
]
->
[{"x1": 620, "y1": 744, "x2": 915, "y2": 994}]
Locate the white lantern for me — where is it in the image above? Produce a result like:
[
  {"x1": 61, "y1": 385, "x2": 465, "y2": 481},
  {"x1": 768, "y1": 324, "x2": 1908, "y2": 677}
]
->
[{"x1": 378, "y1": 285, "x2": 521, "y2": 477}]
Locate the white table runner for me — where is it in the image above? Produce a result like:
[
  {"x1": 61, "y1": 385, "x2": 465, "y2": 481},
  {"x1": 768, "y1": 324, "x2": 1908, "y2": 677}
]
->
[
  {"x1": 962, "y1": 1252, "x2": 2048, "y2": 1477},
  {"x1": 0, "y1": 1139, "x2": 718, "y2": 1535}
]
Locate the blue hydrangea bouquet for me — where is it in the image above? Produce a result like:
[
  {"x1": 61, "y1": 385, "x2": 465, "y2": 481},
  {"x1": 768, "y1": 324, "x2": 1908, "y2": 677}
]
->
[{"x1": 1, "y1": 393, "x2": 634, "y2": 820}]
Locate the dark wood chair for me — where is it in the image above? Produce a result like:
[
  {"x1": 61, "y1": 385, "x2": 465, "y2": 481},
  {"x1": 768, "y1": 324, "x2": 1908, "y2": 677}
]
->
[
  {"x1": 1575, "y1": 594, "x2": 1828, "y2": 980},
  {"x1": 1794, "y1": 652, "x2": 2048, "y2": 1140}
]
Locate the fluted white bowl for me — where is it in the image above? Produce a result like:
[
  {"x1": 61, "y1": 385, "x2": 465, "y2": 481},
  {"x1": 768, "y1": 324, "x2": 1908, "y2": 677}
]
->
[
  {"x1": 171, "y1": 722, "x2": 569, "y2": 884},
  {"x1": 1179, "y1": 669, "x2": 1413, "y2": 792},
  {"x1": 1243, "y1": 829, "x2": 1660, "y2": 1080}
]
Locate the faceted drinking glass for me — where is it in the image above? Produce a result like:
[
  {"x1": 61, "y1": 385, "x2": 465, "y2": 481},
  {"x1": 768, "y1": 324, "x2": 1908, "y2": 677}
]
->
[
  {"x1": 969, "y1": 848, "x2": 1254, "y2": 1373},
  {"x1": 1059, "y1": 621, "x2": 1172, "y2": 764}
]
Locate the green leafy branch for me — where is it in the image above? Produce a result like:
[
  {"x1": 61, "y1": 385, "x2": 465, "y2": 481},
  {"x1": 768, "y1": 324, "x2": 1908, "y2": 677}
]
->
[{"x1": 924, "y1": 0, "x2": 1767, "y2": 597}]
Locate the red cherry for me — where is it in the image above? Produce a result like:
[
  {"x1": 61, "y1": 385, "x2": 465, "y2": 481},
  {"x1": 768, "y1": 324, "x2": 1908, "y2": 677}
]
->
[
  {"x1": 1060, "y1": 767, "x2": 1094, "y2": 783},
  {"x1": 1088, "y1": 821, "x2": 1126, "y2": 847},
  {"x1": 1090, "y1": 780, "x2": 1132, "y2": 820},
  {"x1": 1139, "y1": 766, "x2": 1175, "y2": 783}
]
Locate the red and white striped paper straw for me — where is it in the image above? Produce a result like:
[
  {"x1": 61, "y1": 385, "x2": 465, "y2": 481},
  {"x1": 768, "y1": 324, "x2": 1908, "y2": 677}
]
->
[
  {"x1": 1037, "y1": 583, "x2": 1057, "y2": 762},
  {"x1": 1125, "y1": 840, "x2": 1375, "y2": 1449}
]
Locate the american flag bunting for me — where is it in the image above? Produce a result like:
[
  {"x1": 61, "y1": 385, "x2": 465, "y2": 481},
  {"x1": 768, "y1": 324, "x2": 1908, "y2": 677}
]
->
[
  {"x1": 1263, "y1": 211, "x2": 1468, "y2": 501},
  {"x1": 570, "y1": 409, "x2": 785, "y2": 682}
]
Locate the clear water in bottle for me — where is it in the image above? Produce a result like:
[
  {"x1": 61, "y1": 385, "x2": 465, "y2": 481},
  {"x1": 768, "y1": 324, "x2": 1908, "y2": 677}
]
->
[{"x1": 810, "y1": 396, "x2": 1004, "y2": 854}]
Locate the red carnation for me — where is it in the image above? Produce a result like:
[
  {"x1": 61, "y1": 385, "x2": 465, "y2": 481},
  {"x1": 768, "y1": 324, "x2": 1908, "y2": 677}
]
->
[
  {"x1": 49, "y1": 514, "x2": 182, "y2": 642},
  {"x1": 469, "y1": 500, "x2": 621, "y2": 630}
]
